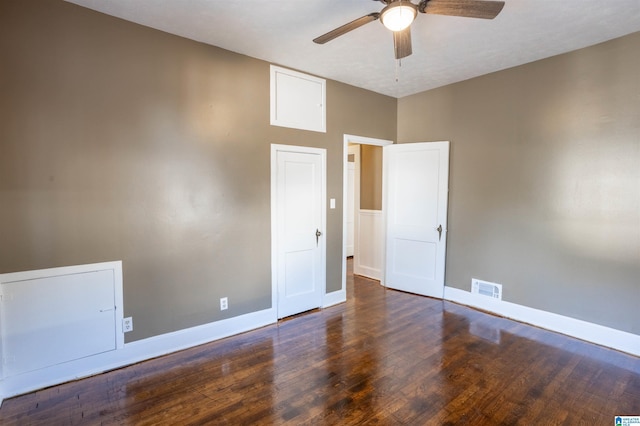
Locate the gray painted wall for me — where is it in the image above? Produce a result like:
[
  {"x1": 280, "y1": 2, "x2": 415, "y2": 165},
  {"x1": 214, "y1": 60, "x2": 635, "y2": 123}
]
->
[
  {"x1": 1, "y1": 0, "x2": 637, "y2": 342},
  {"x1": 398, "y1": 32, "x2": 640, "y2": 334},
  {"x1": 360, "y1": 145, "x2": 383, "y2": 211},
  {"x1": 0, "y1": 0, "x2": 397, "y2": 342}
]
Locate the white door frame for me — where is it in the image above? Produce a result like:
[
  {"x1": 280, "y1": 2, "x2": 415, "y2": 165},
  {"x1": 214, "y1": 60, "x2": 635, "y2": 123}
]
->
[
  {"x1": 346, "y1": 150, "x2": 357, "y2": 257},
  {"x1": 341, "y1": 134, "x2": 393, "y2": 293},
  {"x1": 271, "y1": 144, "x2": 327, "y2": 318}
]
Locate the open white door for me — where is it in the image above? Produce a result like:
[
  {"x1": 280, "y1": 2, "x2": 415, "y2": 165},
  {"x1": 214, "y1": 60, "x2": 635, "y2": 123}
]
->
[
  {"x1": 383, "y1": 142, "x2": 449, "y2": 298},
  {"x1": 272, "y1": 145, "x2": 326, "y2": 319}
]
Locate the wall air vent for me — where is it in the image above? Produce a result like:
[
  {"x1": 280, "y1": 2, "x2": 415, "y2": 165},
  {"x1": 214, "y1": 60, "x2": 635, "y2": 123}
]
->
[{"x1": 471, "y1": 278, "x2": 502, "y2": 300}]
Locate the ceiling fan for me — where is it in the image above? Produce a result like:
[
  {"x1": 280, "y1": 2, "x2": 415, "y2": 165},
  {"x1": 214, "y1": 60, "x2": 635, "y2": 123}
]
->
[{"x1": 313, "y1": 0, "x2": 505, "y2": 59}]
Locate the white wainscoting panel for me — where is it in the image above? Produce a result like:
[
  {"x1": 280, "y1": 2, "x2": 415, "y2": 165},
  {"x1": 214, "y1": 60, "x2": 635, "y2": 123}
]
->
[{"x1": 354, "y1": 210, "x2": 383, "y2": 280}]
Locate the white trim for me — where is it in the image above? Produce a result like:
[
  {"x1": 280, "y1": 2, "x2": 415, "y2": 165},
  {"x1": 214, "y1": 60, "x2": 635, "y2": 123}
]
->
[
  {"x1": 354, "y1": 209, "x2": 383, "y2": 280},
  {"x1": 444, "y1": 286, "x2": 640, "y2": 357},
  {"x1": 0, "y1": 261, "x2": 120, "y2": 284},
  {"x1": 271, "y1": 144, "x2": 327, "y2": 319},
  {"x1": 345, "y1": 160, "x2": 356, "y2": 257},
  {"x1": 0, "y1": 307, "x2": 276, "y2": 401},
  {"x1": 349, "y1": 144, "x2": 361, "y2": 275},
  {"x1": 271, "y1": 146, "x2": 279, "y2": 318},
  {"x1": 342, "y1": 134, "x2": 393, "y2": 294},
  {"x1": 323, "y1": 289, "x2": 347, "y2": 308},
  {"x1": 343, "y1": 134, "x2": 394, "y2": 147}
]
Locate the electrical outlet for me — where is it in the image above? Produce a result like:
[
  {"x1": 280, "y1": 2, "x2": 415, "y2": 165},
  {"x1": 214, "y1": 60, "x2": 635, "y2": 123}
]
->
[
  {"x1": 123, "y1": 317, "x2": 133, "y2": 333},
  {"x1": 220, "y1": 297, "x2": 228, "y2": 311}
]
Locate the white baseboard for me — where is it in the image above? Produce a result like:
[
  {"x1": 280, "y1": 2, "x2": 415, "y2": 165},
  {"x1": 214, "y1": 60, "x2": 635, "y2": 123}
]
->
[
  {"x1": 6, "y1": 286, "x2": 635, "y2": 403},
  {"x1": 354, "y1": 266, "x2": 381, "y2": 281},
  {"x1": 354, "y1": 210, "x2": 383, "y2": 280},
  {"x1": 0, "y1": 307, "x2": 277, "y2": 401},
  {"x1": 323, "y1": 289, "x2": 346, "y2": 308},
  {"x1": 444, "y1": 286, "x2": 640, "y2": 357}
]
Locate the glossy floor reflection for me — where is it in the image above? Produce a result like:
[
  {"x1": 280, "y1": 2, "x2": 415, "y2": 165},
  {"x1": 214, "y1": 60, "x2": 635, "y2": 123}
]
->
[{"x1": 1, "y1": 259, "x2": 638, "y2": 424}]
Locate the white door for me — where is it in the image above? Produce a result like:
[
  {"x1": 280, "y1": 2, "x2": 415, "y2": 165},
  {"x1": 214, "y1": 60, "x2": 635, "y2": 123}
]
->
[
  {"x1": 272, "y1": 145, "x2": 326, "y2": 319},
  {"x1": 383, "y1": 141, "x2": 449, "y2": 298},
  {"x1": 346, "y1": 161, "x2": 355, "y2": 257}
]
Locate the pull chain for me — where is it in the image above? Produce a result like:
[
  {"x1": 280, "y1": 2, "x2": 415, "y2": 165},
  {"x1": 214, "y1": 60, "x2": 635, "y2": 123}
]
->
[{"x1": 395, "y1": 58, "x2": 402, "y2": 83}]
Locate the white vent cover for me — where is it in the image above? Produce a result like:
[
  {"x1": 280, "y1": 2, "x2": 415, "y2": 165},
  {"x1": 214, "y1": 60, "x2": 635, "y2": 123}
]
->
[{"x1": 471, "y1": 278, "x2": 502, "y2": 300}]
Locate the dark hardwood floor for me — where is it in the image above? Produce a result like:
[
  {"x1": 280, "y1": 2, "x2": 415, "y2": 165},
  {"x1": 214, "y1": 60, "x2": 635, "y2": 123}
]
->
[{"x1": 1, "y1": 260, "x2": 639, "y2": 425}]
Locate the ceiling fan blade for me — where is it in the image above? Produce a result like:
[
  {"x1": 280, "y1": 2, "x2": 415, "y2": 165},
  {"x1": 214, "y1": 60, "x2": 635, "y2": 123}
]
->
[
  {"x1": 393, "y1": 27, "x2": 412, "y2": 59},
  {"x1": 313, "y1": 13, "x2": 380, "y2": 44},
  {"x1": 422, "y1": 0, "x2": 505, "y2": 19}
]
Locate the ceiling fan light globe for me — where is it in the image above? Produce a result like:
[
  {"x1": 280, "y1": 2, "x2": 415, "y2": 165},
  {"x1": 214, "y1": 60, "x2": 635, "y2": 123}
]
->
[{"x1": 380, "y1": 2, "x2": 417, "y2": 32}]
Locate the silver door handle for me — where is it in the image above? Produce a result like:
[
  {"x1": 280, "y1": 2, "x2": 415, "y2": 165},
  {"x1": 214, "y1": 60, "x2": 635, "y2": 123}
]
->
[
  {"x1": 436, "y1": 224, "x2": 442, "y2": 241},
  {"x1": 316, "y1": 229, "x2": 322, "y2": 246}
]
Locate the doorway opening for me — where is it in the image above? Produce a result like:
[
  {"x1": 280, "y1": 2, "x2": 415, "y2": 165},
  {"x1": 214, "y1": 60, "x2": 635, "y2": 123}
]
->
[{"x1": 341, "y1": 135, "x2": 393, "y2": 294}]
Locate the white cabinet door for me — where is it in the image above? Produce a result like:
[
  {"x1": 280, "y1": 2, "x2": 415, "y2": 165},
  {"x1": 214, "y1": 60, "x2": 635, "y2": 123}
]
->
[
  {"x1": 383, "y1": 142, "x2": 449, "y2": 298},
  {"x1": 270, "y1": 66, "x2": 326, "y2": 133},
  {"x1": 1, "y1": 270, "x2": 116, "y2": 377}
]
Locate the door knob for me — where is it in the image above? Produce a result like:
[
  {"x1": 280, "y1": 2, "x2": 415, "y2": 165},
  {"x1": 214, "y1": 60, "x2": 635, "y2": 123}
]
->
[
  {"x1": 436, "y1": 224, "x2": 442, "y2": 241},
  {"x1": 316, "y1": 229, "x2": 322, "y2": 246}
]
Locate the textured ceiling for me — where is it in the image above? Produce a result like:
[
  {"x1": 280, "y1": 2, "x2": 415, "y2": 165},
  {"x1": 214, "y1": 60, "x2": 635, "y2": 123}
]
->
[{"x1": 66, "y1": 0, "x2": 640, "y2": 98}]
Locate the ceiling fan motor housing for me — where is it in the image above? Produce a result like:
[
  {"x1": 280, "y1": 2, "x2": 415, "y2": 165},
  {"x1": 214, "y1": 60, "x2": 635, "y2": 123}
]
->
[{"x1": 380, "y1": 1, "x2": 418, "y2": 32}]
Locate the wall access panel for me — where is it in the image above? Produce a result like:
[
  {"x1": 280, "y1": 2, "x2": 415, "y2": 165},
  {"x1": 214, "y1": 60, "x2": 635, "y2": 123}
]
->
[{"x1": 270, "y1": 65, "x2": 326, "y2": 133}]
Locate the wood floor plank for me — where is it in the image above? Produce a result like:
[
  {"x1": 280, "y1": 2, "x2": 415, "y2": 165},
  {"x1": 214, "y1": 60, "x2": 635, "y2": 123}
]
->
[{"x1": 1, "y1": 259, "x2": 639, "y2": 425}]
